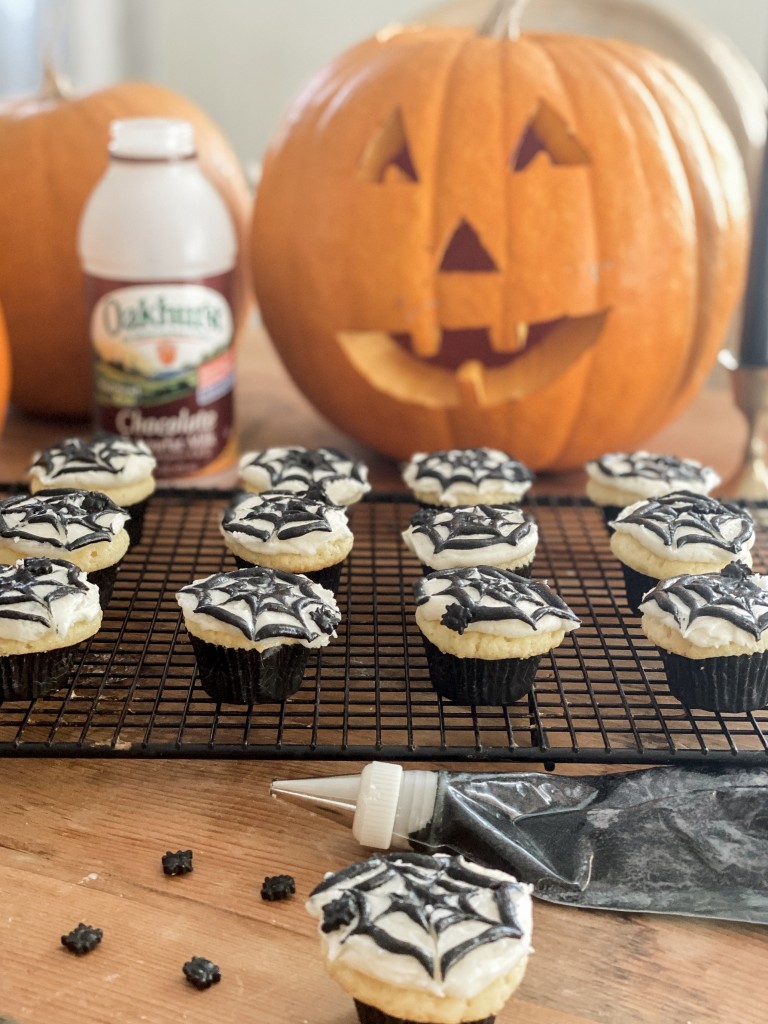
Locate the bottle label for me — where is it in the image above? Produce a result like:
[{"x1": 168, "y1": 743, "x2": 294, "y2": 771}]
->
[{"x1": 86, "y1": 274, "x2": 236, "y2": 478}]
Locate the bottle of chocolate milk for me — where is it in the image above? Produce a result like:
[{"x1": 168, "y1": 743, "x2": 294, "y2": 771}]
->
[{"x1": 78, "y1": 117, "x2": 237, "y2": 479}]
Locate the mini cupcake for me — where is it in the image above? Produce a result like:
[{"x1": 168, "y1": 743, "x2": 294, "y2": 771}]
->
[
  {"x1": 0, "y1": 490, "x2": 130, "y2": 607},
  {"x1": 610, "y1": 491, "x2": 754, "y2": 615},
  {"x1": 402, "y1": 504, "x2": 538, "y2": 577},
  {"x1": 413, "y1": 566, "x2": 580, "y2": 705},
  {"x1": 402, "y1": 448, "x2": 534, "y2": 508},
  {"x1": 176, "y1": 565, "x2": 340, "y2": 704},
  {"x1": 306, "y1": 851, "x2": 533, "y2": 1024},
  {"x1": 585, "y1": 451, "x2": 720, "y2": 526},
  {"x1": 0, "y1": 557, "x2": 102, "y2": 702},
  {"x1": 220, "y1": 488, "x2": 353, "y2": 593},
  {"x1": 28, "y1": 433, "x2": 156, "y2": 546},
  {"x1": 640, "y1": 562, "x2": 768, "y2": 713},
  {"x1": 238, "y1": 446, "x2": 370, "y2": 506}
]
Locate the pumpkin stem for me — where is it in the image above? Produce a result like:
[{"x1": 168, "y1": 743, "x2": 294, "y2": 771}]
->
[
  {"x1": 479, "y1": 0, "x2": 530, "y2": 40},
  {"x1": 39, "y1": 61, "x2": 73, "y2": 101}
]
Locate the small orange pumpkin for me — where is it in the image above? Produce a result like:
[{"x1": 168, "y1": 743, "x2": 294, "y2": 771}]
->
[
  {"x1": 251, "y1": 20, "x2": 749, "y2": 471},
  {"x1": 0, "y1": 300, "x2": 11, "y2": 434},
  {"x1": 0, "y1": 76, "x2": 251, "y2": 418}
]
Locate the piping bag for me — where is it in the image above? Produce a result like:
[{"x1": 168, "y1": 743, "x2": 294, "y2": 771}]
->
[{"x1": 271, "y1": 762, "x2": 768, "y2": 924}]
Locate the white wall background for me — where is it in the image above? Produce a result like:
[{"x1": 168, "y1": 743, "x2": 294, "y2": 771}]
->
[{"x1": 2, "y1": 0, "x2": 767, "y2": 176}]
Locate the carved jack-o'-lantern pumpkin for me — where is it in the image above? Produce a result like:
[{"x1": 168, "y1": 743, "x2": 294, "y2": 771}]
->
[{"x1": 250, "y1": 20, "x2": 749, "y2": 470}]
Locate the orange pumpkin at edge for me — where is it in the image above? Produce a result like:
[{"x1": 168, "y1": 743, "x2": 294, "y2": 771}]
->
[
  {"x1": 0, "y1": 76, "x2": 252, "y2": 419},
  {"x1": 0, "y1": 301, "x2": 10, "y2": 435},
  {"x1": 250, "y1": 23, "x2": 749, "y2": 472}
]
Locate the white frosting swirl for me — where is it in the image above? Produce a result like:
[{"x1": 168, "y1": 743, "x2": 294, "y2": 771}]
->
[
  {"x1": 403, "y1": 448, "x2": 533, "y2": 505},
  {"x1": 415, "y1": 567, "x2": 579, "y2": 639},
  {"x1": 0, "y1": 491, "x2": 129, "y2": 556},
  {"x1": 0, "y1": 558, "x2": 101, "y2": 644},
  {"x1": 612, "y1": 493, "x2": 754, "y2": 564},
  {"x1": 640, "y1": 566, "x2": 768, "y2": 651},
  {"x1": 220, "y1": 491, "x2": 351, "y2": 558},
  {"x1": 586, "y1": 451, "x2": 720, "y2": 499},
  {"x1": 176, "y1": 566, "x2": 340, "y2": 650},
  {"x1": 28, "y1": 434, "x2": 156, "y2": 490},
  {"x1": 238, "y1": 447, "x2": 370, "y2": 505},
  {"x1": 402, "y1": 505, "x2": 537, "y2": 569},
  {"x1": 306, "y1": 853, "x2": 533, "y2": 1000}
]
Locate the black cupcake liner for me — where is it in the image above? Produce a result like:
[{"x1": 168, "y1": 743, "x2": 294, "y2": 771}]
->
[
  {"x1": 231, "y1": 555, "x2": 344, "y2": 594},
  {"x1": 89, "y1": 562, "x2": 119, "y2": 608},
  {"x1": 124, "y1": 498, "x2": 149, "y2": 547},
  {"x1": 0, "y1": 647, "x2": 74, "y2": 703},
  {"x1": 658, "y1": 648, "x2": 768, "y2": 713},
  {"x1": 618, "y1": 563, "x2": 659, "y2": 616},
  {"x1": 420, "y1": 560, "x2": 532, "y2": 579},
  {"x1": 188, "y1": 633, "x2": 310, "y2": 704},
  {"x1": 420, "y1": 635, "x2": 539, "y2": 706},
  {"x1": 354, "y1": 1000, "x2": 494, "y2": 1024}
]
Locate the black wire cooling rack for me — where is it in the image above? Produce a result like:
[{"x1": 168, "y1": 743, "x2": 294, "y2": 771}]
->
[{"x1": 0, "y1": 488, "x2": 766, "y2": 765}]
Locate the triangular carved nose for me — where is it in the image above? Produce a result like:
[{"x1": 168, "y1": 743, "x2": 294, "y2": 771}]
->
[{"x1": 439, "y1": 219, "x2": 497, "y2": 272}]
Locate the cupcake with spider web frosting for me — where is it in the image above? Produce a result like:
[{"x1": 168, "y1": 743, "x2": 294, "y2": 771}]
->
[
  {"x1": 220, "y1": 487, "x2": 353, "y2": 593},
  {"x1": 306, "y1": 851, "x2": 533, "y2": 1024},
  {"x1": 610, "y1": 491, "x2": 754, "y2": 614},
  {"x1": 238, "y1": 446, "x2": 370, "y2": 506},
  {"x1": 402, "y1": 449, "x2": 533, "y2": 508},
  {"x1": 176, "y1": 564, "x2": 340, "y2": 704},
  {"x1": 641, "y1": 562, "x2": 768, "y2": 712},
  {"x1": 402, "y1": 504, "x2": 538, "y2": 577},
  {"x1": 413, "y1": 565, "x2": 579, "y2": 706}
]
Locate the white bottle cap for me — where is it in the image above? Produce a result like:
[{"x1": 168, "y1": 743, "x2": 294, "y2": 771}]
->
[
  {"x1": 109, "y1": 118, "x2": 196, "y2": 160},
  {"x1": 352, "y1": 762, "x2": 404, "y2": 849}
]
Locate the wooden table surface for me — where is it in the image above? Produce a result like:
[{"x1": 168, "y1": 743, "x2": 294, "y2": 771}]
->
[{"x1": 0, "y1": 324, "x2": 763, "y2": 1024}]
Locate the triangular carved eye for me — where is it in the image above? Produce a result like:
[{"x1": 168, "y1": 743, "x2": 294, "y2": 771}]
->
[
  {"x1": 440, "y1": 219, "x2": 497, "y2": 272},
  {"x1": 360, "y1": 108, "x2": 419, "y2": 183},
  {"x1": 511, "y1": 101, "x2": 590, "y2": 171}
]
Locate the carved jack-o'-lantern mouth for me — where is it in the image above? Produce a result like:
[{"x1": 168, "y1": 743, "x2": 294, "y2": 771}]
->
[{"x1": 339, "y1": 308, "x2": 608, "y2": 409}]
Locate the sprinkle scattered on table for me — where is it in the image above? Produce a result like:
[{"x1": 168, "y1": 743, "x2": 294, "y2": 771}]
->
[
  {"x1": 162, "y1": 849, "x2": 194, "y2": 876},
  {"x1": 261, "y1": 874, "x2": 296, "y2": 901},
  {"x1": 182, "y1": 957, "x2": 221, "y2": 990},
  {"x1": 61, "y1": 923, "x2": 103, "y2": 955}
]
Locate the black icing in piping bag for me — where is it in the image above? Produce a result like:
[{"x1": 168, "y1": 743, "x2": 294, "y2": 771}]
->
[{"x1": 271, "y1": 762, "x2": 768, "y2": 924}]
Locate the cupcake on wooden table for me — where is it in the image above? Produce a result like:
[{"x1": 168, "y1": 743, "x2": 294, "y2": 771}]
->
[
  {"x1": 640, "y1": 562, "x2": 768, "y2": 713},
  {"x1": 237, "y1": 446, "x2": 370, "y2": 506},
  {"x1": 585, "y1": 451, "x2": 720, "y2": 527},
  {"x1": 28, "y1": 433, "x2": 156, "y2": 546},
  {"x1": 413, "y1": 565, "x2": 579, "y2": 706},
  {"x1": 220, "y1": 487, "x2": 353, "y2": 593},
  {"x1": 0, "y1": 490, "x2": 130, "y2": 607},
  {"x1": 402, "y1": 504, "x2": 538, "y2": 577},
  {"x1": 306, "y1": 851, "x2": 533, "y2": 1024},
  {"x1": 0, "y1": 557, "x2": 102, "y2": 702},
  {"x1": 176, "y1": 565, "x2": 340, "y2": 704},
  {"x1": 610, "y1": 491, "x2": 754, "y2": 615},
  {"x1": 402, "y1": 448, "x2": 534, "y2": 508}
]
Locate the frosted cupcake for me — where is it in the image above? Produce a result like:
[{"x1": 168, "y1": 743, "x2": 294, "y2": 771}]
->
[
  {"x1": 402, "y1": 448, "x2": 534, "y2": 508},
  {"x1": 306, "y1": 852, "x2": 533, "y2": 1024},
  {"x1": 640, "y1": 562, "x2": 768, "y2": 713},
  {"x1": 402, "y1": 504, "x2": 538, "y2": 577},
  {"x1": 0, "y1": 557, "x2": 102, "y2": 702},
  {"x1": 238, "y1": 446, "x2": 370, "y2": 506},
  {"x1": 413, "y1": 566, "x2": 580, "y2": 705},
  {"x1": 28, "y1": 433, "x2": 156, "y2": 546},
  {"x1": 585, "y1": 451, "x2": 720, "y2": 526},
  {"x1": 0, "y1": 490, "x2": 130, "y2": 607},
  {"x1": 176, "y1": 565, "x2": 340, "y2": 704},
  {"x1": 220, "y1": 488, "x2": 353, "y2": 593},
  {"x1": 610, "y1": 491, "x2": 754, "y2": 614}
]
